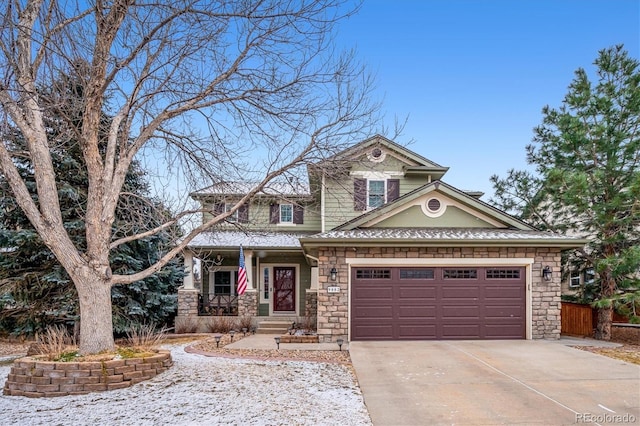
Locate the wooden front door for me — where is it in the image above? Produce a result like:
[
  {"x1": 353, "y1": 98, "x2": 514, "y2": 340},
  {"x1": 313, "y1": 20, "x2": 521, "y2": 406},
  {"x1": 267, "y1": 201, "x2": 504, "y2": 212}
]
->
[{"x1": 273, "y1": 267, "x2": 296, "y2": 312}]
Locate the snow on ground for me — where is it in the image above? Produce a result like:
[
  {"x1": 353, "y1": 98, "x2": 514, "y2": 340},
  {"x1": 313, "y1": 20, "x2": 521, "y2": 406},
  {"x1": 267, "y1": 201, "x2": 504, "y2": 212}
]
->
[{"x1": 0, "y1": 344, "x2": 372, "y2": 426}]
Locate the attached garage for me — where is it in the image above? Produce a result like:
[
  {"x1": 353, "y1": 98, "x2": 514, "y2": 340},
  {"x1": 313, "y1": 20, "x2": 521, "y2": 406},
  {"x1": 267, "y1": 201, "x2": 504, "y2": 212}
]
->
[{"x1": 351, "y1": 266, "x2": 526, "y2": 340}]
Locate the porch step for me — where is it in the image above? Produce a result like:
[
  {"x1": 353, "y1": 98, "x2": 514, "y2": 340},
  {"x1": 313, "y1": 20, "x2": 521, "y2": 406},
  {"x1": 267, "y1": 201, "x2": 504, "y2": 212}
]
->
[{"x1": 255, "y1": 319, "x2": 295, "y2": 335}]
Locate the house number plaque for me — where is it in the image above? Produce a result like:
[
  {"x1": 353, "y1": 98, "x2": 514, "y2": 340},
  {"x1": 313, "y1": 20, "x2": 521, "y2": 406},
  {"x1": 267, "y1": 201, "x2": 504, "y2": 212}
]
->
[{"x1": 327, "y1": 286, "x2": 340, "y2": 293}]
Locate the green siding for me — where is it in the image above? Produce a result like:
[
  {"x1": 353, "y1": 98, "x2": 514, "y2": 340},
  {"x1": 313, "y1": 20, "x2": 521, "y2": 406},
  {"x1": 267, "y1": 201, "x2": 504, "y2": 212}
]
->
[
  {"x1": 202, "y1": 199, "x2": 321, "y2": 232},
  {"x1": 374, "y1": 205, "x2": 495, "y2": 228}
]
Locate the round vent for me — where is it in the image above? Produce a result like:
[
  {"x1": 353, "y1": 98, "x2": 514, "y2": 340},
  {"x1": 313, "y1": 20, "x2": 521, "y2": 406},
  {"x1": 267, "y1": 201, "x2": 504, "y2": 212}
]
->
[
  {"x1": 427, "y1": 198, "x2": 441, "y2": 212},
  {"x1": 371, "y1": 148, "x2": 382, "y2": 158}
]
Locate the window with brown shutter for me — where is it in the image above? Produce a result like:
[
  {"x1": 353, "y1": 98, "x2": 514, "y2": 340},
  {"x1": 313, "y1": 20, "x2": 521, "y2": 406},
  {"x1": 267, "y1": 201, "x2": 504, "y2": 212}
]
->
[
  {"x1": 293, "y1": 205, "x2": 304, "y2": 224},
  {"x1": 269, "y1": 204, "x2": 279, "y2": 224},
  {"x1": 238, "y1": 204, "x2": 249, "y2": 223},
  {"x1": 354, "y1": 178, "x2": 366, "y2": 211},
  {"x1": 387, "y1": 179, "x2": 400, "y2": 202}
]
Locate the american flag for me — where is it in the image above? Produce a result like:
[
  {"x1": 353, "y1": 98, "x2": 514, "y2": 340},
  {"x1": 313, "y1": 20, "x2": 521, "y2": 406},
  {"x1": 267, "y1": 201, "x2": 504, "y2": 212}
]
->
[{"x1": 237, "y1": 245, "x2": 247, "y2": 295}]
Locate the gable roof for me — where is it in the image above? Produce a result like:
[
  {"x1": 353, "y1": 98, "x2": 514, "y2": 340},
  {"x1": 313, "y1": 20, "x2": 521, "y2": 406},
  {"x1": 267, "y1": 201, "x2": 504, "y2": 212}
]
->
[
  {"x1": 190, "y1": 180, "x2": 311, "y2": 199},
  {"x1": 333, "y1": 180, "x2": 535, "y2": 231},
  {"x1": 318, "y1": 134, "x2": 450, "y2": 178}
]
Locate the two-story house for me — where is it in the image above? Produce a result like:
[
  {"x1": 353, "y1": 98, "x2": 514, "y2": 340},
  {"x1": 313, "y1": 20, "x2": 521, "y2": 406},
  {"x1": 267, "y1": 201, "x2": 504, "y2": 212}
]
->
[{"x1": 178, "y1": 135, "x2": 586, "y2": 342}]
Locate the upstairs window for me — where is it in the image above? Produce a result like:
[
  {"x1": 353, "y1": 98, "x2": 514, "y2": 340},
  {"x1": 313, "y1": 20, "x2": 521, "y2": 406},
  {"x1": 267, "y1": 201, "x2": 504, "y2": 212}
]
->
[
  {"x1": 368, "y1": 180, "x2": 385, "y2": 208},
  {"x1": 270, "y1": 203, "x2": 304, "y2": 225},
  {"x1": 280, "y1": 204, "x2": 293, "y2": 223},
  {"x1": 225, "y1": 203, "x2": 238, "y2": 222},
  {"x1": 354, "y1": 178, "x2": 399, "y2": 211}
]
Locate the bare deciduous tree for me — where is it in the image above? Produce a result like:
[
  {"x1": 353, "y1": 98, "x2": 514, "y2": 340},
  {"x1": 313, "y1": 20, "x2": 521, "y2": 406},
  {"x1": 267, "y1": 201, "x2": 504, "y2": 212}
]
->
[{"x1": 0, "y1": 0, "x2": 377, "y2": 354}]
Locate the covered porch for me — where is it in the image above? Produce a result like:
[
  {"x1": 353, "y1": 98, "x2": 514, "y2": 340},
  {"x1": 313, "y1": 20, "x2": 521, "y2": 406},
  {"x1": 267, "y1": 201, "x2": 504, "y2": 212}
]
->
[{"x1": 177, "y1": 231, "x2": 319, "y2": 331}]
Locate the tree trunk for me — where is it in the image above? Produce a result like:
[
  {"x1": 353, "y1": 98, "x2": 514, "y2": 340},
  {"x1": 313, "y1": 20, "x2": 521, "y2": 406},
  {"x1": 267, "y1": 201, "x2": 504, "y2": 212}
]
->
[
  {"x1": 594, "y1": 306, "x2": 613, "y2": 340},
  {"x1": 76, "y1": 272, "x2": 115, "y2": 354}
]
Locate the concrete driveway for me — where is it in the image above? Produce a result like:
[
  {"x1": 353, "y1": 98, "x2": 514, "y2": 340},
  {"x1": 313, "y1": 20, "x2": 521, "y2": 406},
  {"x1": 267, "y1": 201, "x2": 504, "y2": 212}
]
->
[{"x1": 349, "y1": 340, "x2": 640, "y2": 426}]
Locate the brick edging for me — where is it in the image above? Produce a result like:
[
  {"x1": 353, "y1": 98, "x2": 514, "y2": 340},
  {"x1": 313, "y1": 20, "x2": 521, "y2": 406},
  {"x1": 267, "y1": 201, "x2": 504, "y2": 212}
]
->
[{"x1": 3, "y1": 351, "x2": 173, "y2": 398}]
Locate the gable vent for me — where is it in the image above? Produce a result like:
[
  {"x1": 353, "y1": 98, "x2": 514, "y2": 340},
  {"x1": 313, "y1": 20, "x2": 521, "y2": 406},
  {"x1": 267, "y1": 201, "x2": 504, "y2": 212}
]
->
[{"x1": 427, "y1": 198, "x2": 441, "y2": 212}]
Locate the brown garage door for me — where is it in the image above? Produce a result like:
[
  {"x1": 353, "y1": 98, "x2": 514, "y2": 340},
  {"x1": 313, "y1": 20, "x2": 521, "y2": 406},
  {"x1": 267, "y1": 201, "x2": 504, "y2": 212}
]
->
[{"x1": 351, "y1": 267, "x2": 525, "y2": 340}]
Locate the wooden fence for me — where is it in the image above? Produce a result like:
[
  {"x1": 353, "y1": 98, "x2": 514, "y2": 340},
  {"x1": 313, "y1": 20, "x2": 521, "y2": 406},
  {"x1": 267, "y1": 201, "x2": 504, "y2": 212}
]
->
[{"x1": 561, "y1": 302, "x2": 595, "y2": 336}]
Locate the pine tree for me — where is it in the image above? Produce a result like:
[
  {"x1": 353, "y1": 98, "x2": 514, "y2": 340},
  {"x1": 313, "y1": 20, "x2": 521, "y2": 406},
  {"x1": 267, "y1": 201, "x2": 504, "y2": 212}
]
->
[
  {"x1": 491, "y1": 45, "x2": 640, "y2": 338},
  {"x1": 0, "y1": 73, "x2": 183, "y2": 336}
]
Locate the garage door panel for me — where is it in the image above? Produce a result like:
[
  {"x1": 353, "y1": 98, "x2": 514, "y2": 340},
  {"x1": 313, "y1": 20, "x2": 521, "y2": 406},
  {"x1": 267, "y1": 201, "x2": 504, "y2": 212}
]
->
[
  {"x1": 484, "y1": 305, "x2": 523, "y2": 318},
  {"x1": 398, "y1": 286, "x2": 437, "y2": 299},
  {"x1": 397, "y1": 324, "x2": 436, "y2": 339},
  {"x1": 353, "y1": 306, "x2": 393, "y2": 319},
  {"x1": 351, "y1": 267, "x2": 525, "y2": 341},
  {"x1": 441, "y1": 305, "x2": 480, "y2": 319},
  {"x1": 441, "y1": 324, "x2": 481, "y2": 338},
  {"x1": 353, "y1": 324, "x2": 394, "y2": 340},
  {"x1": 398, "y1": 305, "x2": 436, "y2": 318},
  {"x1": 353, "y1": 287, "x2": 393, "y2": 299},
  {"x1": 485, "y1": 285, "x2": 523, "y2": 298},
  {"x1": 441, "y1": 286, "x2": 480, "y2": 299}
]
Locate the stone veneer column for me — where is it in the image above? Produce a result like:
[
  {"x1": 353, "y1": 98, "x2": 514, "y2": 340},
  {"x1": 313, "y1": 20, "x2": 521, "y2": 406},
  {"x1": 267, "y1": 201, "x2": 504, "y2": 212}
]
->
[
  {"x1": 237, "y1": 290, "x2": 258, "y2": 317},
  {"x1": 177, "y1": 288, "x2": 199, "y2": 317},
  {"x1": 314, "y1": 246, "x2": 564, "y2": 343}
]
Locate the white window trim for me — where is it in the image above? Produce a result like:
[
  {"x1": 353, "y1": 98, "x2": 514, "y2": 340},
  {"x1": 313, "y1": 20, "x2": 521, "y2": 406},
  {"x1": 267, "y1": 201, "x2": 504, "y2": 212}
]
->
[
  {"x1": 224, "y1": 203, "x2": 238, "y2": 222},
  {"x1": 367, "y1": 179, "x2": 386, "y2": 209},
  {"x1": 279, "y1": 203, "x2": 293, "y2": 224},
  {"x1": 569, "y1": 270, "x2": 581, "y2": 288}
]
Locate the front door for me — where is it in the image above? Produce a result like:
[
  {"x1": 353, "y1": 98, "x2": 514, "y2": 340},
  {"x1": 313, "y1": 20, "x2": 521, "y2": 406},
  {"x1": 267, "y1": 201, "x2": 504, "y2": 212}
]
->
[{"x1": 273, "y1": 267, "x2": 296, "y2": 312}]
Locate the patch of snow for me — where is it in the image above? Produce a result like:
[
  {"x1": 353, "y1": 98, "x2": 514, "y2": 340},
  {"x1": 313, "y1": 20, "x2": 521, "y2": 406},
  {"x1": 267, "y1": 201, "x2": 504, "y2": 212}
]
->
[{"x1": 0, "y1": 344, "x2": 372, "y2": 426}]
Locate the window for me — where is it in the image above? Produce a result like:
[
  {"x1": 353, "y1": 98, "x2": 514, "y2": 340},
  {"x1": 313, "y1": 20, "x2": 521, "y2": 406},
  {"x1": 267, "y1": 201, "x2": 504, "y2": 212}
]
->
[
  {"x1": 225, "y1": 203, "x2": 238, "y2": 222},
  {"x1": 368, "y1": 180, "x2": 385, "y2": 208},
  {"x1": 280, "y1": 204, "x2": 293, "y2": 223},
  {"x1": 569, "y1": 270, "x2": 581, "y2": 288},
  {"x1": 356, "y1": 269, "x2": 391, "y2": 279},
  {"x1": 211, "y1": 271, "x2": 237, "y2": 295},
  {"x1": 400, "y1": 269, "x2": 435, "y2": 279},
  {"x1": 486, "y1": 269, "x2": 521, "y2": 279},
  {"x1": 263, "y1": 267, "x2": 270, "y2": 301},
  {"x1": 270, "y1": 203, "x2": 303, "y2": 224},
  {"x1": 443, "y1": 269, "x2": 478, "y2": 279},
  {"x1": 583, "y1": 268, "x2": 595, "y2": 285}
]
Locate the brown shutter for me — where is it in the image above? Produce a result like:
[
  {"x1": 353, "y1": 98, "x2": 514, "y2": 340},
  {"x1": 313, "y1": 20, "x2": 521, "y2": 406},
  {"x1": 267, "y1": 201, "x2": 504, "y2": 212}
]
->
[
  {"x1": 293, "y1": 205, "x2": 304, "y2": 224},
  {"x1": 238, "y1": 204, "x2": 249, "y2": 223},
  {"x1": 354, "y1": 178, "x2": 366, "y2": 211},
  {"x1": 269, "y1": 204, "x2": 279, "y2": 224},
  {"x1": 387, "y1": 179, "x2": 400, "y2": 202}
]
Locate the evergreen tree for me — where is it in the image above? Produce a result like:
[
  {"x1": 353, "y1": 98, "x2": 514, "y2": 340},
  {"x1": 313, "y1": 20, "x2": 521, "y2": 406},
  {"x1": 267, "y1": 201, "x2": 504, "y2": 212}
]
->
[
  {"x1": 491, "y1": 45, "x2": 640, "y2": 338},
  {"x1": 0, "y1": 74, "x2": 183, "y2": 336}
]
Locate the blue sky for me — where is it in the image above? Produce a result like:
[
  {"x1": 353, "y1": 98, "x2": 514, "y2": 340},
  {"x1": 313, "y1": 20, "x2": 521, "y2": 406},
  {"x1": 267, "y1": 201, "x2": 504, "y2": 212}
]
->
[{"x1": 337, "y1": 0, "x2": 640, "y2": 199}]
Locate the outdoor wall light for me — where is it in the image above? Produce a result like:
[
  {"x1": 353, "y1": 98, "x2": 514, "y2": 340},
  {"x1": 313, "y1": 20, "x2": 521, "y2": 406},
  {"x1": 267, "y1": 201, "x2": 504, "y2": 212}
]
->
[
  {"x1": 229, "y1": 330, "x2": 236, "y2": 342},
  {"x1": 213, "y1": 253, "x2": 224, "y2": 266},
  {"x1": 337, "y1": 338, "x2": 344, "y2": 351},
  {"x1": 274, "y1": 336, "x2": 281, "y2": 350},
  {"x1": 330, "y1": 267, "x2": 338, "y2": 281},
  {"x1": 542, "y1": 266, "x2": 552, "y2": 281},
  {"x1": 214, "y1": 334, "x2": 222, "y2": 348}
]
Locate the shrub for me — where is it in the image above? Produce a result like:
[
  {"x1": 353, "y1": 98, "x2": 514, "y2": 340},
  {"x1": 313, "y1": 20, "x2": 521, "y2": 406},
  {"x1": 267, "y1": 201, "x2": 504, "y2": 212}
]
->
[
  {"x1": 205, "y1": 316, "x2": 237, "y2": 333},
  {"x1": 174, "y1": 316, "x2": 199, "y2": 334}
]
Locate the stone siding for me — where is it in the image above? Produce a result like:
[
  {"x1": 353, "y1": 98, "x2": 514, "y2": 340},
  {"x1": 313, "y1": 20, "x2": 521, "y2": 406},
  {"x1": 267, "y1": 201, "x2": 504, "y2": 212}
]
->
[
  {"x1": 316, "y1": 246, "x2": 563, "y2": 343},
  {"x1": 305, "y1": 290, "x2": 318, "y2": 318},
  {"x1": 177, "y1": 288, "x2": 199, "y2": 317},
  {"x1": 4, "y1": 351, "x2": 172, "y2": 398}
]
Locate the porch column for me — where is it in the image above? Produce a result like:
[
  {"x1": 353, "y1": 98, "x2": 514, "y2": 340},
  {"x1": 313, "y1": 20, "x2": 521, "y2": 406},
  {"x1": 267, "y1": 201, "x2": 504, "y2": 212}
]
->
[
  {"x1": 183, "y1": 250, "x2": 194, "y2": 290},
  {"x1": 244, "y1": 249, "x2": 255, "y2": 290}
]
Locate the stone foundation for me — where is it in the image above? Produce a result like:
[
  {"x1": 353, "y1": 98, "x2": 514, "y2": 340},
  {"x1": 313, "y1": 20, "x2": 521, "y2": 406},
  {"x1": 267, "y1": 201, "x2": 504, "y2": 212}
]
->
[{"x1": 3, "y1": 351, "x2": 172, "y2": 398}]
